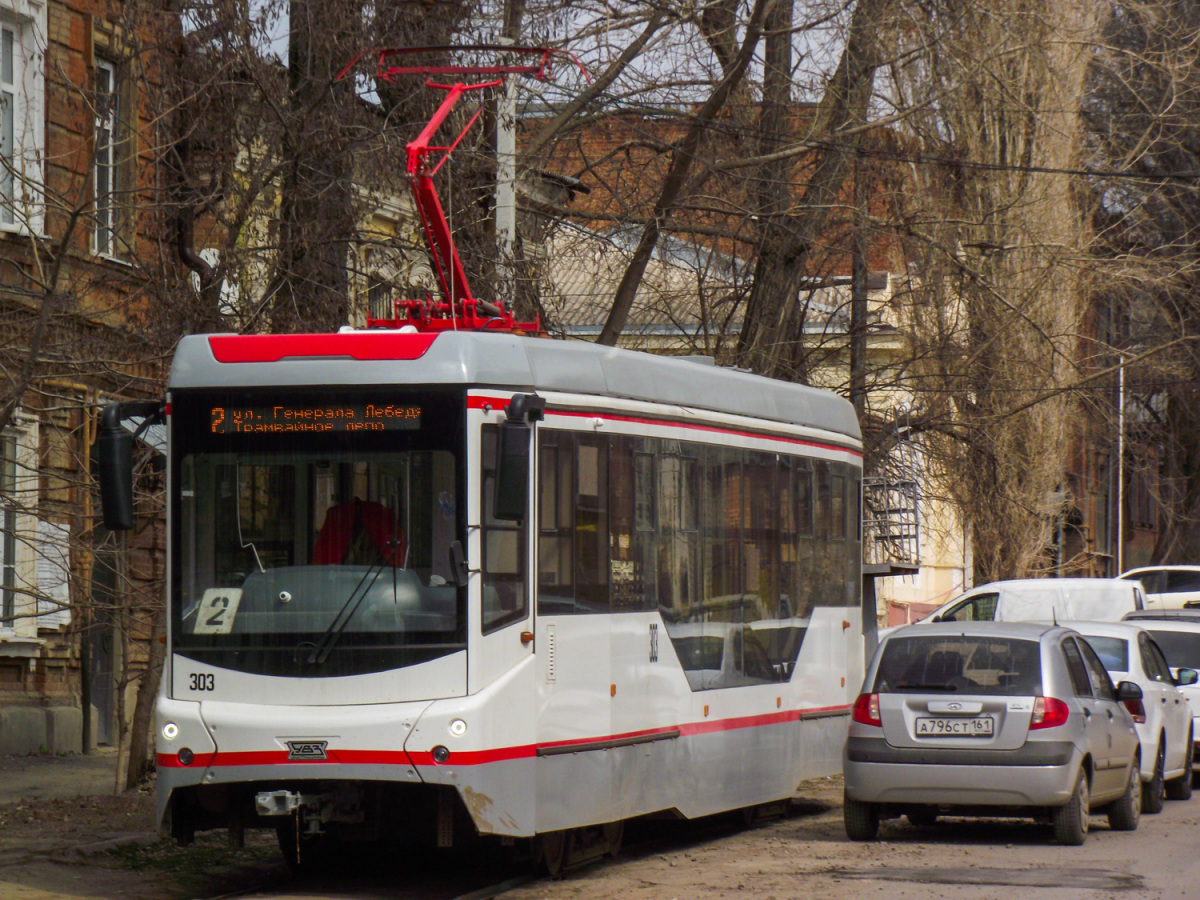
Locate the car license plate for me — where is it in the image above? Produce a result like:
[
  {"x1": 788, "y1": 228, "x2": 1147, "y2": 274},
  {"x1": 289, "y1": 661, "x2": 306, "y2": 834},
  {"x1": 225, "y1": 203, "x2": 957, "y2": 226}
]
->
[{"x1": 915, "y1": 716, "x2": 994, "y2": 737}]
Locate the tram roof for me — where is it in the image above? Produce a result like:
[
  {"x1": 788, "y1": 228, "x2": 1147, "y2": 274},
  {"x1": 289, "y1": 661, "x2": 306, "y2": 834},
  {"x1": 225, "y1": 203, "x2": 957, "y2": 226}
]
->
[{"x1": 170, "y1": 331, "x2": 861, "y2": 442}]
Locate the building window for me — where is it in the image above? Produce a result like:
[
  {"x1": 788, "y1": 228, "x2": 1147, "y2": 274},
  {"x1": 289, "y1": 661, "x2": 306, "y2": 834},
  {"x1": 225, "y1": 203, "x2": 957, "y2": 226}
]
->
[
  {"x1": 0, "y1": 420, "x2": 40, "y2": 641},
  {"x1": 1, "y1": 5, "x2": 42, "y2": 230},
  {"x1": 0, "y1": 3, "x2": 44, "y2": 232},
  {"x1": 1, "y1": 20, "x2": 15, "y2": 224},
  {"x1": 367, "y1": 276, "x2": 392, "y2": 320},
  {"x1": 94, "y1": 59, "x2": 119, "y2": 255}
]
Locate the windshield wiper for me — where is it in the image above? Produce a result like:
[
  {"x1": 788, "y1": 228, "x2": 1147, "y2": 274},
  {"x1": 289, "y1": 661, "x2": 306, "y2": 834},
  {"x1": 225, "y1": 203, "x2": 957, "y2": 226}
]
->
[{"x1": 306, "y1": 560, "x2": 390, "y2": 665}]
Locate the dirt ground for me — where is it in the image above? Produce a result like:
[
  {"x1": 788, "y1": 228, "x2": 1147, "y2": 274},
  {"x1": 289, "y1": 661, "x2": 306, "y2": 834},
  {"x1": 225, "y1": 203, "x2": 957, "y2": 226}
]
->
[
  {"x1": 0, "y1": 755, "x2": 1185, "y2": 900},
  {"x1": 0, "y1": 750, "x2": 285, "y2": 900}
]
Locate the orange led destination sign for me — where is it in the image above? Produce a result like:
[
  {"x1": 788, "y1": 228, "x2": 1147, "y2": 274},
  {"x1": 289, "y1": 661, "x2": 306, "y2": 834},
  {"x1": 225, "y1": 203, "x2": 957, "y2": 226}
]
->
[{"x1": 210, "y1": 404, "x2": 421, "y2": 434}]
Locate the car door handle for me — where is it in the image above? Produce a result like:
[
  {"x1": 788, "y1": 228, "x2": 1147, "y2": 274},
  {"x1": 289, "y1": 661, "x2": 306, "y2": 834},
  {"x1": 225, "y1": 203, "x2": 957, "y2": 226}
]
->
[
  {"x1": 1083, "y1": 707, "x2": 1092, "y2": 718},
  {"x1": 1107, "y1": 710, "x2": 1115, "y2": 720}
]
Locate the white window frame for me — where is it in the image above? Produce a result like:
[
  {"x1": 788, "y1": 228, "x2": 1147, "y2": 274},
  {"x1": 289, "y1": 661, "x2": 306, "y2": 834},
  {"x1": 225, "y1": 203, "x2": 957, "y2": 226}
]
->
[
  {"x1": 0, "y1": 418, "x2": 40, "y2": 643},
  {"x1": 93, "y1": 58, "x2": 119, "y2": 256},
  {"x1": 0, "y1": 0, "x2": 45, "y2": 235}
]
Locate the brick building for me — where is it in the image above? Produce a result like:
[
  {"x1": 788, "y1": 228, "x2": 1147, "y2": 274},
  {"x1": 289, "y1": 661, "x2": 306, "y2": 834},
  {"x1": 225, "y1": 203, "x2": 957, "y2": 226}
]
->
[{"x1": 0, "y1": 0, "x2": 174, "y2": 753}]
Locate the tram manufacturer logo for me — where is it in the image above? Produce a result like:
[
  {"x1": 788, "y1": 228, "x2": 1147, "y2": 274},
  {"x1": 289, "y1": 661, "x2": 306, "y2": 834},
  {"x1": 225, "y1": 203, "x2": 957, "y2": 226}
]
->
[{"x1": 286, "y1": 740, "x2": 329, "y2": 761}]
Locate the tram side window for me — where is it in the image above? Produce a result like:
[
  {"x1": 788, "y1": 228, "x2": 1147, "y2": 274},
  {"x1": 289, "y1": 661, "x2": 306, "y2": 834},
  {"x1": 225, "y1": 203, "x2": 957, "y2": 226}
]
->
[
  {"x1": 537, "y1": 430, "x2": 610, "y2": 614},
  {"x1": 846, "y1": 474, "x2": 862, "y2": 600},
  {"x1": 614, "y1": 436, "x2": 652, "y2": 614},
  {"x1": 481, "y1": 427, "x2": 526, "y2": 633},
  {"x1": 539, "y1": 431, "x2": 574, "y2": 613},
  {"x1": 701, "y1": 446, "x2": 741, "y2": 605},
  {"x1": 576, "y1": 436, "x2": 610, "y2": 610},
  {"x1": 831, "y1": 473, "x2": 846, "y2": 540},
  {"x1": 744, "y1": 451, "x2": 781, "y2": 623},
  {"x1": 656, "y1": 447, "x2": 699, "y2": 618}
]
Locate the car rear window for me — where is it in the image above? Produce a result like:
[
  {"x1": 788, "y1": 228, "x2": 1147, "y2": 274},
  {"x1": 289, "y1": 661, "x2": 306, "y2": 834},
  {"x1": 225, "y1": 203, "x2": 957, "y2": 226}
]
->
[
  {"x1": 1146, "y1": 630, "x2": 1200, "y2": 670},
  {"x1": 873, "y1": 636, "x2": 1042, "y2": 695},
  {"x1": 1078, "y1": 635, "x2": 1129, "y2": 672}
]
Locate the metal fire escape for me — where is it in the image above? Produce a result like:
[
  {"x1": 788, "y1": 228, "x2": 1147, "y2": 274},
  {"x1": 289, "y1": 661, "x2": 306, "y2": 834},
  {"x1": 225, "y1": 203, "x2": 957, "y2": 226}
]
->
[{"x1": 863, "y1": 409, "x2": 921, "y2": 569}]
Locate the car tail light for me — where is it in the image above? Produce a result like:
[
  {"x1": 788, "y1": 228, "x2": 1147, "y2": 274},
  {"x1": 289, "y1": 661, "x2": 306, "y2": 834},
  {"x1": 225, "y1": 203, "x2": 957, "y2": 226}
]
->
[
  {"x1": 1030, "y1": 696, "x2": 1070, "y2": 730},
  {"x1": 1123, "y1": 699, "x2": 1147, "y2": 724},
  {"x1": 852, "y1": 692, "x2": 881, "y2": 727}
]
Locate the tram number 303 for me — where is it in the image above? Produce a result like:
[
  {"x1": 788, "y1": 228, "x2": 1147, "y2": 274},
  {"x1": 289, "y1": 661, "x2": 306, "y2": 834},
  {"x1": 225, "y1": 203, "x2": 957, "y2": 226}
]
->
[{"x1": 189, "y1": 673, "x2": 215, "y2": 691}]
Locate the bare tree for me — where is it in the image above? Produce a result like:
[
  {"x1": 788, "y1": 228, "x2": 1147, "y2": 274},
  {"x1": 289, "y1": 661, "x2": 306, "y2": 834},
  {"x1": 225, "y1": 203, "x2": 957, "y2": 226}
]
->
[
  {"x1": 880, "y1": 0, "x2": 1100, "y2": 580},
  {"x1": 1085, "y1": 0, "x2": 1200, "y2": 563}
]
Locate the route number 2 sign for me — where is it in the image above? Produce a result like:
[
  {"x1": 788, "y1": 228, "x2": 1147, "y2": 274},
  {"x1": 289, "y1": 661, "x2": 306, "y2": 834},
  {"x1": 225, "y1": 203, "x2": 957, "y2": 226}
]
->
[{"x1": 193, "y1": 588, "x2": 244, "y2": 634}]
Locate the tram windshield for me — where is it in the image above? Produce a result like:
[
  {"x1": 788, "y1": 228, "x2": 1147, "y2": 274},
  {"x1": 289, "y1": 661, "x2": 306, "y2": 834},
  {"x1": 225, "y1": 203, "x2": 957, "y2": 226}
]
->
[{"x1": 170, "y1": 390, "x2": 465, "y2": 677}]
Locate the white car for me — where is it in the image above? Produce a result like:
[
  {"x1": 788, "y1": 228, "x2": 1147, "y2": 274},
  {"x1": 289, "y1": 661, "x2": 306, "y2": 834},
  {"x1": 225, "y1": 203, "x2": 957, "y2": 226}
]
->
[
  {"x1": 1069, "y1": 621, "x2": 1196, "y2": 811},
  {"x1": 1123, "y1": 614, "x2": 1200, "y2": 783},
  {"x1": 889, "y1": 579, "x2": 1146, "y2": 637},
  {"x1": 1119, "y1": 566, "x2": 1200, "y2": 610}
]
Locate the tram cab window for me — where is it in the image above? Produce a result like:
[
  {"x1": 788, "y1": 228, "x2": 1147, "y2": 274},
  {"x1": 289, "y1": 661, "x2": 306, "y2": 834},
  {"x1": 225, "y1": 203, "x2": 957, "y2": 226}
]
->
[
  {"x1": 170, "y1": 390, "x2": 466, "y2": 678},
  {"x1": 481, "y1": 426, "x2": 527, "y2": 633}
]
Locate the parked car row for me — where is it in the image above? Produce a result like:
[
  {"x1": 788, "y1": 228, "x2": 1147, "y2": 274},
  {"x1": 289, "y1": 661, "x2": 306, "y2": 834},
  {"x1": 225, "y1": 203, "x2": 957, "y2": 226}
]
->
[{"x1": 846, "y1": 574, "x2": 1200, "y2": 846}]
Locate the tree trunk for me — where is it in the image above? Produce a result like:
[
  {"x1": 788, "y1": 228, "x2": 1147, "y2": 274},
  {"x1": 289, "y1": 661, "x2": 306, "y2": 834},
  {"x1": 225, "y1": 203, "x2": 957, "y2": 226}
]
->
[
  {"x1": 597, "y1": 0, "x2": 775, "y2": 346},
  {"x1": 736, "y1": 0, "x2": 891, "y2": 378},
  {"x1": 124, "y1": 603, "x2": 166, "y2": 789}
]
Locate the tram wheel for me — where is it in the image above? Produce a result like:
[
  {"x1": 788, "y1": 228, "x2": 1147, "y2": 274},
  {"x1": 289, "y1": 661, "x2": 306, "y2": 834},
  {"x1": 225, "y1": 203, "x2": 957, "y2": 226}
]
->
[
  {"x1": 537, "y1": 830, "x2": 569, "y2": 876},
  {"x1": 602, "y1": 821, "x2": 624, "y2": 858}
]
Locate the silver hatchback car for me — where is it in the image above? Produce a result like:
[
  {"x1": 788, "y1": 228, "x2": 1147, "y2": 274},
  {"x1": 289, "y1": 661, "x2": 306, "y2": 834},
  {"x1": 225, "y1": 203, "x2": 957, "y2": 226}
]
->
[{"x1": 844, "y1": 622, "x2": 1144, "y2": 845}]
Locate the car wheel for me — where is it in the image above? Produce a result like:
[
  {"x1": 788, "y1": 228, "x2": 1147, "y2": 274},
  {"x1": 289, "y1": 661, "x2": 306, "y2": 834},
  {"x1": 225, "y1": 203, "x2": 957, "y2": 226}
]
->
[
  {"x1": 1053, "y1": 770, "x2": 1089, "y2": 846},
  {"x1": 844, "y1": 793, "x2": 880, "y2": 841},
  {"x1": 1166, "y1": 729, "x2": 1194, "y2": 801},
  {"x1": 1143, "y1": 743, "x2": 1166, "y2": 814},
  {"x1": 1109, "y1": 758, "x2": 1142, "y2": 831}
]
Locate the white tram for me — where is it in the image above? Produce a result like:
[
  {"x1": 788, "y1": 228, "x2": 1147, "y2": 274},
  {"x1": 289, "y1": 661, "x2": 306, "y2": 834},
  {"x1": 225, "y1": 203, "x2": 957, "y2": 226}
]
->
[{"x1": 101, "y1": 328, "x2": 864, "y2": 870}]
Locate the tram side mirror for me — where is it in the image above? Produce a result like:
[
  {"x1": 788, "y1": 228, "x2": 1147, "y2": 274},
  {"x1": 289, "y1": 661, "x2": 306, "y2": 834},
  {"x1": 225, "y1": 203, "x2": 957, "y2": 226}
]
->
[
  {"x1": 449, "y1": 541, "x2": 469, "y2": 587},
  {"x1": 96, "y1": 400, "x2": 163, "y2": 531},
  {"x1": 493, "y1": 394, "x2": 545, "y2": 522},
  {"x1": 494, "y1": 420, "x2": 530, "y2": 521},
  {"x1": 98, "y1": 404, "x2": 136, "y2": 531}
]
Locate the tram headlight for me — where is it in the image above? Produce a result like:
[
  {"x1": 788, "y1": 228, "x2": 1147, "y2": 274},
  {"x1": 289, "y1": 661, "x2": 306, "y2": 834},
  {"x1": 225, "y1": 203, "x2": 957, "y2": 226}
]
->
[
  {"x1": 162, "y1": 722, "x2": 179, "y2": 741},
  {"x1": 449, "y1": 718, "x2": 467, "y2": 737},
  {"x1": 432, "y1": 745, "x2": 451, "y2": 764},
  {"x1": 178, "y1": 747, "x2": 195, "y2": 766}
]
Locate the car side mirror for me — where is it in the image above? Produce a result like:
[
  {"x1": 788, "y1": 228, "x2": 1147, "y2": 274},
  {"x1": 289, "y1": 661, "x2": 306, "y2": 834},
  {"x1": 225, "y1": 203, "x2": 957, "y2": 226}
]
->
[
  {"x1": 1116, "y1": 681, "x2": 1143, "y2": 702},
  {"x1": 1176, "y1": 668, "x2": 1199, "y2": 687}
]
